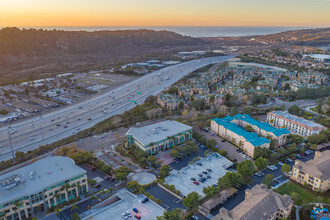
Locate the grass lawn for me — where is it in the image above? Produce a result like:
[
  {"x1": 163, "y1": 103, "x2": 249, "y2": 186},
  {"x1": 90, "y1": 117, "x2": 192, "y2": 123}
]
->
[{"x1": 274, "y1": 181, "x2": 330, "y2": 205}]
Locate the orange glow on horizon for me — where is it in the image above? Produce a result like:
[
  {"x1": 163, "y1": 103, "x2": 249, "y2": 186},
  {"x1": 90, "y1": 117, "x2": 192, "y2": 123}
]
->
[{"x1": 0, "y1": 0, "x2": 329, "y2": 27}]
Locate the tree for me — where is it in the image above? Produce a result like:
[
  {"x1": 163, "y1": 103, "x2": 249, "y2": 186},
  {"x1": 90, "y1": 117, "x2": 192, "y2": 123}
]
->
[
  {"x1": 138, "y1": 187, "x2": 145, "y2": 194},
  {"x1": 114, "y1": 166, "x2": 131, "y2": 181},
  {"x1": 138, "y1": 157, "x2": 147, "y2": 167},
  {"x1": 183, "y1": 192, "x2": 201, "y2": 210},
  {"x1": 206, "y1": 139, "x2": 217, "y2": 149},
  {"x1": 126, "y1": 181, "x2": 140, "y2": 193},
  {"x1": 255, "y1": 157, "x2": 268, "y2": 170},
  {"x1": 54, "y1": 207, "x2": 62, "y2": 216},
  {"x1": 203, "y1": 185, "x2": 219, "y2": 198},
  {"x1": 204, "y1": 150, "x2": 210, "y2": 157},
  {"x1": 156, "y1": 209, "x2": 181, "y2": 220},
  {"x1": 210, "y1": 95, "x2": 215, "y2": 103},
  {"x1": 159, "y1": 165, "x2": 171, "y2": 179},
  {"x1": 71, "y1": 213, "x2": 81, "y2": 220},
  {"x1": 290, "y1": 192, "x2": 301, "y2": 203},
  {"x1": 218, "y1": 172, "x2": 242, "y2": 188},
  {"x1": 289, "y1": 134, "x2": 304, "y2": 144},
  {"x1": 253, "y1": 147, "x2": 270, "y2": 159},
  {"x1": 71, "y1": 203, "x2": 79, "y2": 212},
  {"x1": 218, "y1": 149, "x2": 228, "y2": 157},
  {"x1": 244, "y1": 125, "x2": 254, "y2": 133},
  {"x1": 170, "y1": 149, "x2": 180, "y2": 159},
  {"x1": 263, "y1": 174, "x2": 274, "y2": 187},
  {"x1": 147, "y1": 156, "x2": 157, "y2": 166},
  {"x1": 237, "y1": 160, "x2": 256, "y2": 177},
  {"x1": 281, "y1": 163, "x2": 291, "y2": 173}
]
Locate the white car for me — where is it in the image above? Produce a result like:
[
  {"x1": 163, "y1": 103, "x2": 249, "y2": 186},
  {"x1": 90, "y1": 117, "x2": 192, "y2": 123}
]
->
[{"x1": 278, "y1": 161, "x2": 284, "y2": 166}]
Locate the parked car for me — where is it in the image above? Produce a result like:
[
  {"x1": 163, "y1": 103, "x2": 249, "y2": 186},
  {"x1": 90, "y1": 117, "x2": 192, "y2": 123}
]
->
[
  {"x1": 207, "y1": 175, "x2": 211, "y2": 178},
  {"x1": 221, "y1": 139, "x2": 226, "y2": 142},
  {"x1": 134, "y1": 214, "x2": 141, "y2": 219},
  {"x1": 193, "y1": 181, "x2": 199, "y2": 185},
  {"x1": 278, "y1": 161, "x2": 284, "y2": 166},
  {"x1": 133, "y1": 208, "x2": 139, "y2": 213},
  {"x1": 95, "y1": 184, "x2": 101, "y2": 188},
  {"x1": 285, "y1": 158, "x2": 293, "y2": 163},
  {"x1": 197, "y1": 162, "x2": 202, "y2": 166},
  {"x1": 254, "y1": 172, "x2": 262, "y2": 177},
  {"x1": 202, "y1": 171, "x2": 208, "y2": 174},
  {"x1": 141, "y1": 197, "x2": 149, "y2": 203},
  {"x1": 207, "y1": 169, "x2": 212, "y2": 172},
  {"x1": 191, "y1": 177, "x2": 196, "y2": 181}
]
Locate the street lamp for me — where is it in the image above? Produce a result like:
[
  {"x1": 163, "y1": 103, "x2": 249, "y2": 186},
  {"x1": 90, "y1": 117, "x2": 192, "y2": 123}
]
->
[{"x1": 7, "y1": 129, "x2": 16, "y2": 163}]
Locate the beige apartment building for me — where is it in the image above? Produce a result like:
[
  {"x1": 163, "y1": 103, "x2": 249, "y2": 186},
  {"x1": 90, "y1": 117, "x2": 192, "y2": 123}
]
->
[
  {"x1": 267, "y1": 111, "x2": 326, "y2": 137},
  {"x1": 291, "y1": 150, "x2": 330, "y2": 192},
  {"x1": 214, "y1": 184, "x2": 293, "y2": 220},
  {"x1": 211, "y1": 116, "x2": 270, "y2": 158},
  {"x1": 0, "y1": 156, "x2": 88, "y2": 220}
]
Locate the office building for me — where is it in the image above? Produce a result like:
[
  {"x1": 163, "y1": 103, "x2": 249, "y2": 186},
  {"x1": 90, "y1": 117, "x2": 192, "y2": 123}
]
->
[
  {"x1": 0, "y1": 156, "x2": 88, "y2": 220},
  {"x1": 126, "y1": 120, "x2": 193, "y2": 154}
]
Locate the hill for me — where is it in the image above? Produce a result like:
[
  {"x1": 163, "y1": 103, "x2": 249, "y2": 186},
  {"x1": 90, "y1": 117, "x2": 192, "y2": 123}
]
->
[{"x1": 0, "y1": 27, "x2": 206, "y2": 84}]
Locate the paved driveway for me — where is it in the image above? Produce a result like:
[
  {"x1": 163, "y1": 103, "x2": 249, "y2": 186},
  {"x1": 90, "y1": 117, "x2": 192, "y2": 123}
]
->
[{"x1": 199, "y1": 129, "x2": 245, "y2": 162}]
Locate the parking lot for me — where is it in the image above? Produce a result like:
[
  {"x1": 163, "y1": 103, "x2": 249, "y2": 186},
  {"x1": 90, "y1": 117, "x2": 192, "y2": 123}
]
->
[
  {"x1": 81, "y1": 189, "x2": 165, "y2": 220},
  {"x1": 78, "y1": 163, "x2": 124, "y2": 192},
  {"x1": 169, "y1": 146, "x2": 205, "y2": 170},
  {"x1": 146, "y1": 185, "x2": 185, "y2": 211},
  {"x1": 165, "y1": 153, "x2": 233, "y2": 197},
  {"x1": 198, "y1": 128, "x2": 246, "y2": 162},
  {"x1": 209, "y1": 151, "x2": 316, "y2": 217}
]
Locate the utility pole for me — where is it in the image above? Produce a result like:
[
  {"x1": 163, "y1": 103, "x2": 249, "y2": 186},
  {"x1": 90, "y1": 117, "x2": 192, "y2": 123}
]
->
[{"x1": 7, "y1": 129, "x2": 16, "y2": 163}]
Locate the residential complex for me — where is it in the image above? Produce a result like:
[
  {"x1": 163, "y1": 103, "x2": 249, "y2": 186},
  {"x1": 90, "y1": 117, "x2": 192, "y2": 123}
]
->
[
  {"x1": 231, "y1": 114, "x2": 290, "y2": 147},
  {"x1": 291, "y1": 150, "x2": 330, "y2": 192},
  {"x1": 125, "y1": 120, "x2": 193, "y2": 154},
  {"x1": 214, "y1": 184, "x2": 293, "y2": 220},
  {"x1": 211, "y1": 115, "x2": 271, "y2": 157},
  {"x1": 267, "y1": 111, "x2": 327, "y2": 137},
  {"x1": 0, "y1": 156, "x2": 88, "y2": 220}
]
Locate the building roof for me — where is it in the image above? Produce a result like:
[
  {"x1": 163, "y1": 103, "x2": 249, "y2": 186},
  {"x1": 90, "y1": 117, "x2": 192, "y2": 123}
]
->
[
  {"x1": 233, "y1": 114, "x2": 290, "y2": 136},
  {"x1": 201, "y1": 187, "x2": 237, "y2": 211},
  {"x1": 269, "y1": 111, "x2": 326, "y2": 131},
  {"x1": 0, "y1": 156, "x2": 86, "y2": 204},
  {"x1": 212, "y1": 116, "x2": 270, "y2": 147},
  {"x1": 293, "y1": 150, "x2": 330, "y2": 181},
  {"x1": 213, "y1": 184, "x2": 293, "y2": 220},
  {"x1": 125, "y1": 120, "x2": 192, "y2": 147}
]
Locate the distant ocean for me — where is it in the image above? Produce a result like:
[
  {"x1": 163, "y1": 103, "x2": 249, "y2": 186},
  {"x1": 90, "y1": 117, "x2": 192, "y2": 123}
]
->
[{"x1": 6, "y1": 26, "x2": 314, "y2": 37}]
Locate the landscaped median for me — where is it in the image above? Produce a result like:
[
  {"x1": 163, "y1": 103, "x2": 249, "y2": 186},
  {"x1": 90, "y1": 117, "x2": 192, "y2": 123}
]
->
[{"x1": 274, "y1": 181, "x2": 330, "y2": 206}]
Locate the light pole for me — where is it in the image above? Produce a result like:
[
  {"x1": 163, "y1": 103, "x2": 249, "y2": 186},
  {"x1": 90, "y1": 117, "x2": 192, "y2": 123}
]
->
[{"x1": 7, "y1": 129, "x2": 16, "y2": 163}]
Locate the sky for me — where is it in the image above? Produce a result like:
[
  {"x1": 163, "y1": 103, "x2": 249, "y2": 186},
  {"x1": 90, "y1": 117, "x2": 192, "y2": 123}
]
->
[{"x1": 0, "y1": 0, "x2": 329, "y2": 27}]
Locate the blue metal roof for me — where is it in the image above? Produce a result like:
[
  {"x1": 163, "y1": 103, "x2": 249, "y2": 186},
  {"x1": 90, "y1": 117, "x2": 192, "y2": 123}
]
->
[
  {"x1": 212, "y1": 116, "x2": 270, "y2": 147},
  {"x1": 233, "y1": 114, "x2": 290, "y2": 136}
]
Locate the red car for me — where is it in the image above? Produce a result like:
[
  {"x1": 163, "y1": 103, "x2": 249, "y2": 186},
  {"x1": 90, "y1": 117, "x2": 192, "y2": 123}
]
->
[
  {"x1": 193, "y1": 181, "x2": 199, "y2": 185},
  {"x1": 291, "y1": 157, "x2": 296, "y2": 160},
  {"x1": 134, "y1": 214, "x2": 141, "y2": 219}
]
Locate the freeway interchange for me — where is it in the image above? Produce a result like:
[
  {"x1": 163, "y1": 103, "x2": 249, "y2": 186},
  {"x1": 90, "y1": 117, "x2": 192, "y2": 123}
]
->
[{"x1": 0, "y1": 55, "x2": 234, "y2": 162}]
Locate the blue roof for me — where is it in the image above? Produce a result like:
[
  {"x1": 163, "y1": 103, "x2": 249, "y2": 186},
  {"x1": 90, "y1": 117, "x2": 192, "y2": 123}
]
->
[
  {"x1": 212, "y1": 116, "x2": 270, "y2": 147},
  {"x1": 233, "y1": 114, "x2": 290, "y2": 136}
]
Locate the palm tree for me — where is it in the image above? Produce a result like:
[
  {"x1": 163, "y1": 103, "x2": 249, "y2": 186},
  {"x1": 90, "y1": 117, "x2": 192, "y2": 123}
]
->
[
  {"x1": 54, "y1": 207, "x2": 62, "y2": 217},
  {"x1": 12, "y1": 201, "x2": 23, "y2": 219},
  {"x1": 71, "y1": 213, "x2": 81, "y2": 220},
  {"x1": 100, "y1": 188, "x2": 107, "y2": 196},
  {"x1": 71, "y1": 203, "x2": 79, "y2": 212},
  {"x1": 90, "y1": 194, "x2": 100, "y2": 204},
  {"x1": 107, "y1": 187, "x2": 114, "y2": 196}
]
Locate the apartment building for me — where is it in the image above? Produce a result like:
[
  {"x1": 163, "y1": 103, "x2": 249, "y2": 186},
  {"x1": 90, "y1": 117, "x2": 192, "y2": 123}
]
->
[
  {"x1": 214, "y1": 184, "x2": 293, "y2": 220},
  {"x1": 291, "y1": 150, "x2": 330, "y2": 192},
  {"x1": 211, "y1": 116, "x2": 270, "y2": 158},
  {"x1": 0, "y1": 156, "x2": 88, "y2": 220},
  {"x1": 126, "y1": 120, "x2": 193, "y2": 154},
  {"x1": 231, "y1": 114, "x2": 290, "y2": 147},
  {"x1": 267, "y1": 111, "x2": 326, "y2": 137}
]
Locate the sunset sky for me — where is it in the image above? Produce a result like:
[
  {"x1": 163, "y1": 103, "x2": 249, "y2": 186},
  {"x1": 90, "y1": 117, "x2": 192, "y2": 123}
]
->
[{"x1": 1, "y1": 0, "x2": 329, "y2": 27}]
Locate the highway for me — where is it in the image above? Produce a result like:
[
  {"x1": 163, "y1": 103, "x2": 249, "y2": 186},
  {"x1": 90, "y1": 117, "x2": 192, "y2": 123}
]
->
[{"x1": 0, "y1": 55, "x2": 234, "y2": 162}]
